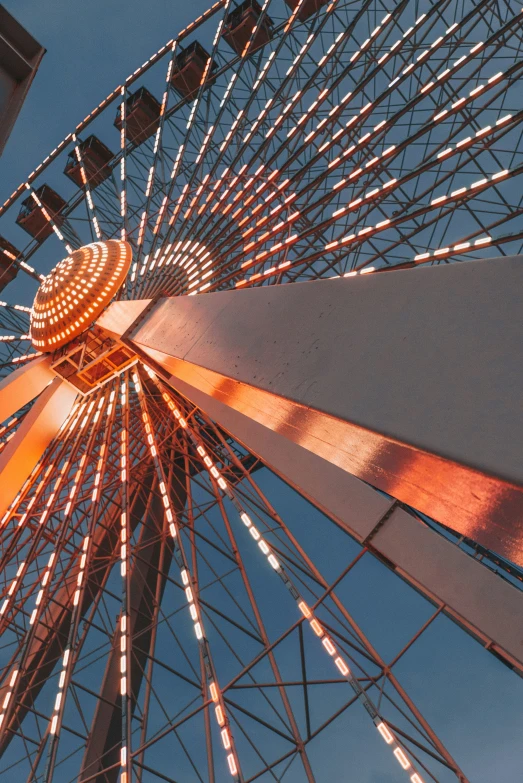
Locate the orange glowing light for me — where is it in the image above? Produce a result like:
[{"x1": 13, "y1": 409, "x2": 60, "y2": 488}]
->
[{"x1": 30, "y1": 240, "x2": 132, "y2": 352}]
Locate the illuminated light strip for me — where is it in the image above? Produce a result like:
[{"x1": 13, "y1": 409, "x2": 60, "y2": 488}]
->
[
  {"x1": 8, "y1": 351, "x2": 42, "y2": 364},
  {"x1": 136, "y1": 210, "x2": 147, "y2": 250},
  {"x1": 132, "y1": 42, "x2": 179, "y2": 282},
  {"x1": 436, "y1": 115, "x2": 513, "y2": 158},
  {"x1": 71, "y1": 134, "x2": 102, "y2": 240},
  {"x1": 153, "y1": 196, "x2": 169, "y2": 235},
  {"x1": 131, "y1": 372, "x2": 240, "y2": 778},
  {"x1": 49, "y1": 645, "x2": 71, "y2": 735},
  {"x1": 414, "y1": 236, "x2": 492, "y2": 262},
  {"x1": 429, "y1": 169, "x2": 510, "y2": 207},
  {"x1": 0, "y1": 395, "x2": 102, "y2": 738},
  {"x1": 0, "y1": 302, "x2": 32, "y2": 313},
  {"x1": 139, "y1": 0, "x2": 235, "y2": 289},
  {"x1": 212, "y1": 14, "x2": 513, "y2": 262},
  {"x1": 45, "y1": 389, "x2": 114, "y2": 750},
  {"x1": 119, "y1": 374, "x2": 132, "y2": 783},
  {"x1": 156, "y1": 0, "x2": 332, "y2": 270},
  {"x1": 148, "y1": 371, "x2": 424, "y2": 782},
  {"x1": 29, "y1": 550, "x2": 56, "y2": 625},
  {"x1": 24, "y1": 184, "x2": 73, "y2": 255},
  {"x1": 0, "y1": 668, "x2": 19, "y2": 728},
  {"x1": 0, "y1": 562, "x2": 25, "y2": 617},
  {"x1": 170, "y1": 10, "x2": 471, "y2": 287},
  {"x1": 235, "y1": 159, "x2": 515, "y2": 289},
  {"x1": 119, "y1": 87, "x2": 129, "y2": 242}
]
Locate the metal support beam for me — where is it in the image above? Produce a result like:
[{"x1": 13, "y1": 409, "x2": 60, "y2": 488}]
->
[
  {"x1": 97, "y1": 256, "x2": 523, "y2": 564},
  {"x1": 0, "y1": 354, "x2": 56, "y2": 423},
  {"x1": 0, "y1": 376, "x2": 77, "y2": 517},
  {"x1": 79, "y1": 464, "x2": 185, "y2": 783},
  {"x1": 152, "y1": 372, "x2": 523, "y2": 676}
]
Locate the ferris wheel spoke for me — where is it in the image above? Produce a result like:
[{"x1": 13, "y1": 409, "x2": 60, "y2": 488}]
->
[
  {"x1": 131, "y1": 41, "x2": 180, "y2": 278},
  {"x1": 193, "y1": 458, "x2": 317, "y2": 780},
  {"x1": 70, "y1": 134, "x2": 104, "y2": 242},
  {"x1": 0, "y1": 397, "x2": 81, "y2": 546},
  {"x1": 0, "y1": 396, "x2": 95, "y2": 646},
  {"x1": 132, "y1": 370, "x2": 243, "y2": 780},
  {"x1": 0, "y1": 402, "x2": 88, "y2": 628},
  {"x1": 118, "y1": 85, "x2": 133, "y2": 293},
  {"x1": 42, "y1": 388, "x2": 117, "y2": 781},
  {"x1": 0, "y1": 393, "x2": 104, "y2": 753},
  {"x1": 146, "y1": 8, "x2": 492, "y2": 298},
  {"x1": 225, "y1": 18, "x2": 520, "y2": 286},
  {"x1": 140, "y1": 0, "x2": 320, "y2": 287},
  {"x1": 134, "y1": 1, "x2": 240, "y2": 299},
  {"x1": 143, "y1": 370, "x2": 469, "y2": 782},
  {"x1": 146, "y1": 0, "x2": 372, "y2": 296}
]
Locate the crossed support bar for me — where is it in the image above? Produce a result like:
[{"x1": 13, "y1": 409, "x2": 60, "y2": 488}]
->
[{"x1": 96, "y1": 255, "x2": 523, "y2": 671}]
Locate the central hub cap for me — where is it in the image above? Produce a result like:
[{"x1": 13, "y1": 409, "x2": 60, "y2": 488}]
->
[{"x1": 30, "y1": 240, "x2": 132, "y2": 352}]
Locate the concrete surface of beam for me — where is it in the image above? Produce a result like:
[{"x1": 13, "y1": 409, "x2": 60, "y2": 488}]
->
[{"x1": 112, "y1": 256, "x2": 523, "y2": 563}]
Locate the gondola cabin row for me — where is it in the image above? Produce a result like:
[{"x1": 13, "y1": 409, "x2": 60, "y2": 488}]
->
[{"x1": 12, "y1": 0, "x2": 331, "y2": 245}]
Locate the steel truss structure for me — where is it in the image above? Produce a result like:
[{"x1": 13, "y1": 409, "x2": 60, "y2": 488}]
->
[{"x1": 0, "y1": 0, "x2": 522, "y2": 781}]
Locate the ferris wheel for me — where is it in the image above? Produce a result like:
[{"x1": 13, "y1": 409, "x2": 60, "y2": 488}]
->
[{"x1": 0, "y1": 0, "x2": 522, "y2": 781}]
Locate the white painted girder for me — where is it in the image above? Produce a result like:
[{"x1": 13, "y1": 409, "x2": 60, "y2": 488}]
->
[{"x1": 114, "y1": 256, "x2": 523, "y2": 565}]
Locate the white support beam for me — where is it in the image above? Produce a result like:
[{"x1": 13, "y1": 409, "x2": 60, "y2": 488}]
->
[
  {"x1": 0, "y1": 377, "x2": 77, "y2": 517},
  {"x1": 100, "y1": 256, "x2": 523, "y2": 564},
  {"x1": 0, "y1": 354, "x2": 56, "y2": 423},
  {"x1": 162, "y1": 373, "x2": 523, "y2": 675}
]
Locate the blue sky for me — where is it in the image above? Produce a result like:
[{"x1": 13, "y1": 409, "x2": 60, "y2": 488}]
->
[{"x1": 1, "y1": 1, "x2": 523, "y2": 780}]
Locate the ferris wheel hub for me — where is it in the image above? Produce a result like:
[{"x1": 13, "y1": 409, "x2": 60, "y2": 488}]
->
[{"x1": 29, "y1": 240, "x2": 132, "y2": 352}]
